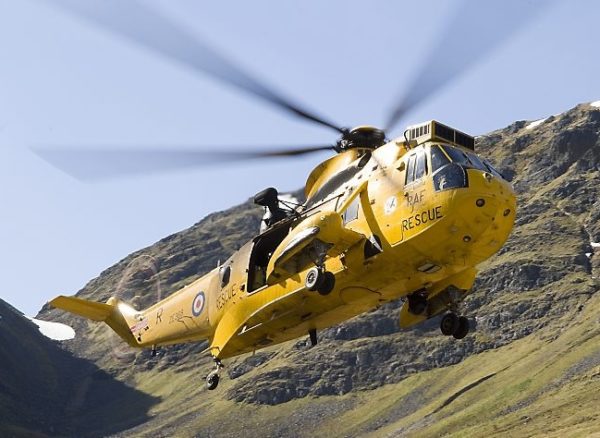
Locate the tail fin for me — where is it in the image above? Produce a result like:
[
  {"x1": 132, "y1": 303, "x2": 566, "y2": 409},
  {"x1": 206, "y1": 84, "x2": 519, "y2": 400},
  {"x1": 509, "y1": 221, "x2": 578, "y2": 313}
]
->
[{"x1": 50, "y1": 295, "x2": 140, "y2": 347}]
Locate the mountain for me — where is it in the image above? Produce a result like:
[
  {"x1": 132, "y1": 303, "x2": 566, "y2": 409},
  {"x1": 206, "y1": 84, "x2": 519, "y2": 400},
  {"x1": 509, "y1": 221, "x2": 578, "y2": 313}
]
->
[
  {"x1": 0, "y1": 298, "x2": 158, "y2": 438},
  {"x1": 30, "y1": 101, "x2": 600, "y2": 437}
]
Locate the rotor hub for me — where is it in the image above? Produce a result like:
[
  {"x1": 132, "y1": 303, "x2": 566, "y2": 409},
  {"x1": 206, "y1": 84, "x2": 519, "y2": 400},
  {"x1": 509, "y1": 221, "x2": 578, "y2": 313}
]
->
[{"x1": 336, "y1": 126, "x2": 386, "y2": 152}]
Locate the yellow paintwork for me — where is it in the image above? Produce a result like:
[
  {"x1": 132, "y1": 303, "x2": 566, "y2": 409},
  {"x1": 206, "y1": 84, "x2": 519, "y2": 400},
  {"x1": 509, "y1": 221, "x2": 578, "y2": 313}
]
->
[{"x1": 50, "y1": 123, "x2": 516, "y2": 363}]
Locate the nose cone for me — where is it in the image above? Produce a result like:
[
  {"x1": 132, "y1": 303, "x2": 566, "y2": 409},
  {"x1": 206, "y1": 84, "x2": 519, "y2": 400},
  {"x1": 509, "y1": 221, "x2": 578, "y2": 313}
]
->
[
  {"x1": 471, "y1": 170, "x2": 517, "y2": 215},
  {"x1": 452, "y1": 169, "x2": 516, "y2": 264}
]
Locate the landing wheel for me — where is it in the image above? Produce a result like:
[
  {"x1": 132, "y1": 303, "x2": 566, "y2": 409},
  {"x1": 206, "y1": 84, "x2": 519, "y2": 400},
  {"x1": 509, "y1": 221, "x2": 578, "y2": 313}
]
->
[
  {"x1": 206, "y1": 370, "x2": 220, "y2": 391},
  {"x1": 453, "y1": 316, "x2": 470, "y2": 340},
  {"x1": 305, "y1": 267, "x2": 324, "y2": 291},
  {"x1": 317, "y1": 271, "x2": 335, "y2": 295},
  {"x1": 440, "y1": 313, "x2": 459, "y2": 336}
]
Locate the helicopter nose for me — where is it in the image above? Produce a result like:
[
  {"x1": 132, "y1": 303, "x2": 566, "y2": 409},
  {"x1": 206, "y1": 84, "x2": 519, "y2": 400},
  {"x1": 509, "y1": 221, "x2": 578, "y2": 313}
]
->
[
  {"x1": 471, "y1": 170, "x2": 516, "y2": 211},
  {"x1": 454, "y1": 170, "x2": 516, "y2": 259}
]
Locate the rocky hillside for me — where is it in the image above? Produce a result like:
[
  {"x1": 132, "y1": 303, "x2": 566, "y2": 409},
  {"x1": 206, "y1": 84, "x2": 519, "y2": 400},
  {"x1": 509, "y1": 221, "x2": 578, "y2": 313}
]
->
[{"x1": 31, "y1": 102, "x2": 600, "y2": 437}]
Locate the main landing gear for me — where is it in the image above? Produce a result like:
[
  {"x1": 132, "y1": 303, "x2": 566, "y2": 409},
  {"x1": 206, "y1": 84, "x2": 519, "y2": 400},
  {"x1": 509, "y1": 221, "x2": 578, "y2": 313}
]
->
[
  {"x1": 305, "y1": 266, "x2": 335, "y2": 295},
  {"x1": 440, "y1": 312, "x2": 470, "y2": 340},
  {"x1": 206, "y1": 357, "x2": 224, "y2": 391},
  {"x1": 305, "y1": 240, "x2": 335, "y2": 295}
]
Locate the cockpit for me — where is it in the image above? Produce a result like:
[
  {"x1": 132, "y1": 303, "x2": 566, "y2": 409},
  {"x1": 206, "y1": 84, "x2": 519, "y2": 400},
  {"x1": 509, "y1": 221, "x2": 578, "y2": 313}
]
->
[
  {"x1": 402, "y1": 120, "x2": 503, "y2": 191},
  {"x1": 422, "y1": 144, "x2": 504, "y2": 192},
  {"x1": 433, "y1": 145, "x2": 503, "y2": 177}
]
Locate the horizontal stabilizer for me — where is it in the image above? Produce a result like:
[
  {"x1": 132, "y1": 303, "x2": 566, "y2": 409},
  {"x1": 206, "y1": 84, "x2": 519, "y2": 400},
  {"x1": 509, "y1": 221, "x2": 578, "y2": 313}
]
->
[
  {"x1": 50, "y1": 295, "x2": 140, "y2": 347},
  {"x1": 50, "y1": 295, "x2": 113, "y2": 321}
]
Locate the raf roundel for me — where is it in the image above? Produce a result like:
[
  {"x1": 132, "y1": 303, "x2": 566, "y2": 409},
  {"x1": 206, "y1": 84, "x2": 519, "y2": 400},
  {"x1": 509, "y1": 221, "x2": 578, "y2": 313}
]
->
[{"x1": 192, "y1": 292, "x2": 205, "y2": 317}]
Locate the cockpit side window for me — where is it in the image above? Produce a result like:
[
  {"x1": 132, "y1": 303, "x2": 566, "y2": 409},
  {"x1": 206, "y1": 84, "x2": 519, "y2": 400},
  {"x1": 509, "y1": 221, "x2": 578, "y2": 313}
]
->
[
  {"x1": 406, "y1": 148, "x2": 429, "y2": 184},
  {"x1": 430, "y1": 145, "x2": 451, "y2": 172},
  {"x1": 414, "y1": 148, "x2": 427, "y2": 180},
  {"x1": 405, "y1": 154, "x2": 416, "y2": 184}
]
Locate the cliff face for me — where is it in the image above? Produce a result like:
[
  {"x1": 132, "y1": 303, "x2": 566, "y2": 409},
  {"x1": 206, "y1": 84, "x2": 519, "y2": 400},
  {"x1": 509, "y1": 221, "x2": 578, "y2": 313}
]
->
[{"x1": 32, "y1": 102, "x2": 600, "y2": 436}]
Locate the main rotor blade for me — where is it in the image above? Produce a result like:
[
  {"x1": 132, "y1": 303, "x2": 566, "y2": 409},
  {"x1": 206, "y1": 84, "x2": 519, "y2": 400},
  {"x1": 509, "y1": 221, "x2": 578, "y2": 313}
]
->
[
  {"x1": 49, "y1": 0, "x2": 344, "y2": 133},
  {"x1": 385, "y1": 0, "x2": 551, "y2": 132},
  {"x1": 33, "y1": 145, "x2": 335, "y2": 181}
]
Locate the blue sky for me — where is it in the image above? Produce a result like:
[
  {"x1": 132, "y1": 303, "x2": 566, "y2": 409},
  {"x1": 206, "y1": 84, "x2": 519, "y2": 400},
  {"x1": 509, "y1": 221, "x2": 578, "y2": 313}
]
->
[{"x1": 1, "y1": 0, "x2": 598, "y2": 315}]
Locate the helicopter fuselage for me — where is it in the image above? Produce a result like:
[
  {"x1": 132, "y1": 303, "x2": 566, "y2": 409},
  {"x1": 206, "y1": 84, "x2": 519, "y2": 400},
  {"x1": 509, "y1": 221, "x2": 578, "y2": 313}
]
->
[{"x1": 110, "y1": 130, "x2": 515, "y2": 360}]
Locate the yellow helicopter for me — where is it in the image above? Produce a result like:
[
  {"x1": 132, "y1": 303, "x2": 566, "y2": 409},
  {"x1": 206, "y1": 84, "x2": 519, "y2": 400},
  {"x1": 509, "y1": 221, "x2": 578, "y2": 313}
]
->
[{"x1": 39, "y1": 1, "x2": 521, "y2": 390}]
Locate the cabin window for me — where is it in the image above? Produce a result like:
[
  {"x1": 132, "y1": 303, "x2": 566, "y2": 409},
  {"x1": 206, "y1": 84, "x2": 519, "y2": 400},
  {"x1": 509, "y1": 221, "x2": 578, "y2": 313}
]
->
[
  {"x1": 219, "y1": 265, "x2": 231, "y2": 288},
  {"x1": 430, "y1": 145, "x2": 450, "y2": 172}
]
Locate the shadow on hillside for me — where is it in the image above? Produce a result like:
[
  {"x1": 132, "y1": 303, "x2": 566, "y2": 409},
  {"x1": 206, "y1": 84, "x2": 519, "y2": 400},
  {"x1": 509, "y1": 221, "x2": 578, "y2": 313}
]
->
[
  {"x1": 59, "y1": 356, "x2": 161, "y2": 438},
  {"x1": 0, "y1": 299, "x2": 160, "y2": 438}
]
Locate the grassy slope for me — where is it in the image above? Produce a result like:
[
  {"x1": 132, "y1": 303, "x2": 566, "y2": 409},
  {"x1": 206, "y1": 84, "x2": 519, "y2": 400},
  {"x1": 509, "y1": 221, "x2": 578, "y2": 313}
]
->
[
  {"x1": 359, "y1": 291, "x2": 600, "y2": 437},
  {"x1": 118, "y1": 290, "x2": 600, "y2": 438}
]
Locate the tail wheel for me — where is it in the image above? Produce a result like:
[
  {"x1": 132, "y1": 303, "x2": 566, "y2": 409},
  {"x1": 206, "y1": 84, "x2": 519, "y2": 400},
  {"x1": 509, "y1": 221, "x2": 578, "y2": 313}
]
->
[
  {"x1": 452, "y1": 316, "x2": 470, "y2": 339},
  {"x1": 317, "y1": 271, "x2": 335, "y2": 295},
  {"x1": 206, "y1": 370, "x2": 220, "y2": 391},
  {"x1": 440, "y1": 313, "x2": 459, "y2": 336}
]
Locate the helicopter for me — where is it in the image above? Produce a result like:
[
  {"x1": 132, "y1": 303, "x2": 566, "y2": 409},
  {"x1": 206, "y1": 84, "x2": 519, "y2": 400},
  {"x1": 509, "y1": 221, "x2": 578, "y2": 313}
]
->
[{"x1": 38, "y1": 1, "x2": 533, "y2": 390}]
